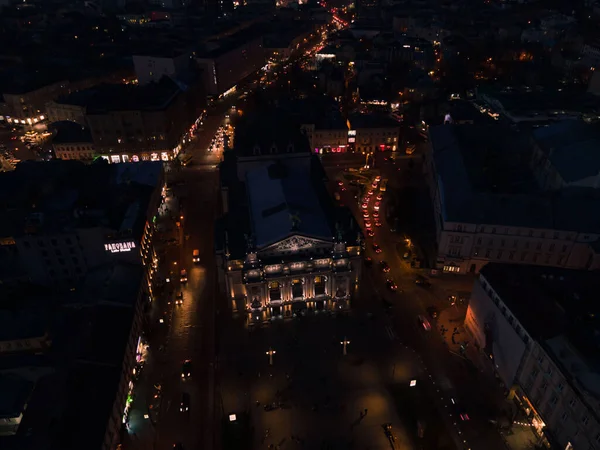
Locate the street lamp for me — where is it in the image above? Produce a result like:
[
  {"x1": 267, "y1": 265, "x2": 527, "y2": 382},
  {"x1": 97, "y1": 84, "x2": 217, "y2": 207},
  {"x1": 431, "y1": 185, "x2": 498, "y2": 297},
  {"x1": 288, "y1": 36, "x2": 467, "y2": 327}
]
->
[
  {"x1": 340, "y1": 337, "x2": 350, "y2": 356},
  {"x1": 266, "y1": 347, "x2": 276, "y2": 365}
]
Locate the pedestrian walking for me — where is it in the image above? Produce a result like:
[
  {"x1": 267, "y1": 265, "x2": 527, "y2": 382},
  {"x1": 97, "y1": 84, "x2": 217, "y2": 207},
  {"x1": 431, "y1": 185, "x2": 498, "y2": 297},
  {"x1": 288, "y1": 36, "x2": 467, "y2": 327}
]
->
[{"x1": 364, "y1": 408, "x2": 368, "y2": 416}]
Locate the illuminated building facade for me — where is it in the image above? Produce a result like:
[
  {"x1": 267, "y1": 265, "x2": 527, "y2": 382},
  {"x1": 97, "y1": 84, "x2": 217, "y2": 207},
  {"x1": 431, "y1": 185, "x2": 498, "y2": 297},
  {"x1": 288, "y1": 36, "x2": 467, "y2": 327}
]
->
[
  {"x1": 195, "y1": 24, "x2": 265, "y2": 97},
  {"x1": 465, "y1": 264, "x2": 600, "y2": 450},
  {"x1": 216, "y1": 113, "x2": 363, "y2": 319},
  {"x1": 424, "y1": 124, "x2": 600, "y2": 274}
]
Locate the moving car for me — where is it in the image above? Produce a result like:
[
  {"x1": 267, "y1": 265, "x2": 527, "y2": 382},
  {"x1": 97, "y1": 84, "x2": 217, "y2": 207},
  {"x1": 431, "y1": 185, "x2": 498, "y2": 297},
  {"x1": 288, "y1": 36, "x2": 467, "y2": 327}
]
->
[
  {"x1": 180, "y1": 269, "x2": 188, "y2": 283},
  {"x1": 417, "y1": 315, "x2": 432, "y2": 331},
  {"x1": 180, "y1": 393, "x2": 190, "y2": 412},
  {"x1": 376, "y1": 194, "x2": 383, "y2": 201},
  {"x1": 363, "y1": 211, "x2": 369, "y2": 218},
  {"x1": 361, "y1": 203, "x2": 368, "y2": 210},
  {"x1": 181, "y1": 360, "x2": 192, "y2": 380},
  {"x1": 380, "y1": 261, "x2": 390, "y2": 273},
  {"x1": 367, "y1": 230, "x2": 375, "y2": 237},
  {"x1": 175, "y1": 292, "x2": 184, "y2": 305},
  {"x1": 374, "y1": 220, "x2": 382, "y2": 227},
  {"x1": 192, "y1": 249, "x2": 200, "y2": 264},
  {"x1": 374, "y1": 201, "x2": 381, "y2": 211},
  {"x1": 364, "y1": 257, "x2": 373, "y2": 268},
  {"x1": 386, "y1": 279, "x2": 398, "y2": 291},
  {"x1": 372, "y1": 243, "x2": 382, "y2": 253},
  {"x1": 415, "y1": 277, "x2": 431, "y2": 288}
]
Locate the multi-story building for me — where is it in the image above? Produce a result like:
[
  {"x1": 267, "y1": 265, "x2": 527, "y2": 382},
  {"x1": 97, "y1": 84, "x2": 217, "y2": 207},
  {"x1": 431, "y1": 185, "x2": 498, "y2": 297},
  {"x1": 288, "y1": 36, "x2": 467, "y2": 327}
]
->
[
  {"x1": 83, "y1": 76, "x2": 201, "y2": 162},
  {"x1": 0, "y1": 160, "x2": 164, "y2": 294},
  {"x1": 51, "y1": 121, "x2": 96, "y2": 161},
  {"x1": 424, "y1": 124, "x2": 600, "y2": 274},
  {"x1": 195, "y1": 24, "x2": 265, "y2": 97},
  {"x1": 0, "y1": 264, "x2": 149, "y2": 450},
  {"x1": 132, "y1": 49, "x2": 194, "y2": 85},
  {"x1": 347, "y1": 113, "x2": 400, "y2": 153},
  {"x1": 0, "y1": 71, "x2": 69, "y2": 125},
  {"x1": 281, "y1": 98, "x2": 349, "y2": 153},
  {"x1": 46, "y1": 90, "x2": 95, "y2": 126},
  {"x1": 215, "y1": 113, "x2": 363, "y2": 319},
  {"x1": 465, "y1": 264, "x2": 600, "y2": 450}
]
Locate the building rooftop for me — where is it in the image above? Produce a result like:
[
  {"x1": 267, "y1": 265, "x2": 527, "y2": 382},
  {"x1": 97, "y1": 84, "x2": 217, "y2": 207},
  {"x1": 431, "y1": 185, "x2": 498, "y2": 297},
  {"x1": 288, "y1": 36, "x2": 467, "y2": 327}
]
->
[
  {"x1": 246, "y1": 162, "x2": 332, "y2": 248},
  {"x1": 532, "y1": 120, "x2": 600, "y2": 183},
  {"x1": 233, "y1": 111, "x2": 312, "y2": 158},
  {"x1": 0, "y1": 160, "x2": 161, "y2": 239},
  {"x1": 0, "y1": 68, "x2": 67, "y2": 95},
  {"x1": 481, "y1": 263, "x2": 600, "y2": 397},
  {"x1": 198, "y1": 22, "x2": 265, "y2": 59},
  {"x1": 81, "y1": 77, "x2": 182, "y2": 113},
  {"x1": 348, "y1": 113, "x2": 401, "y2": 129},
  {"x1": 280, "y1": 97, "x2": 347, "y2": 131},
  {"x1": 51, "y1": 121, "x2": 92, "y2": 144},
  {"x1": 0, "y1": 375, "x2": 34, "y2": 420},
  {"x1": 429, "y1": 124, "x2": 600, "y2": 231}
]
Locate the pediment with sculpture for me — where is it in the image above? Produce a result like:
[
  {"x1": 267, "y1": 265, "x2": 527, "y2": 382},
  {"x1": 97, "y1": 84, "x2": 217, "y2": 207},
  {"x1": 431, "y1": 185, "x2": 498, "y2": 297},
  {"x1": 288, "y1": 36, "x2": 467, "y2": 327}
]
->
[{"x1": 260, "y1": 235, "x2": 332, "y2": 254}]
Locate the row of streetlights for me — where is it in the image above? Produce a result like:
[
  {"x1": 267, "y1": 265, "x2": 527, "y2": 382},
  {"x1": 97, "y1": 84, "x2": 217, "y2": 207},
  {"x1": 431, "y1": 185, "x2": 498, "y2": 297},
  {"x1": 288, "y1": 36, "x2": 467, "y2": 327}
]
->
[{"x1": 265, "y1": 337, "x2": 351, "y2": 365}]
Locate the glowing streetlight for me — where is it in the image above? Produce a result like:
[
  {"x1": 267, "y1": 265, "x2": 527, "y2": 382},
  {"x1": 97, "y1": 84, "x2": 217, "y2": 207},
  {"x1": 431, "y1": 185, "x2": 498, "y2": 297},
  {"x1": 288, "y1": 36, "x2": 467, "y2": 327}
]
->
[
  {"x1": 266, "y1": 347, "x2": 276, "y2": 365},
  {"x1": 410, "y1": 379, "x2": 417, "y2": 387},
  {"x1": 340, "y1": 337, "x2": 350, "y2": 356}
]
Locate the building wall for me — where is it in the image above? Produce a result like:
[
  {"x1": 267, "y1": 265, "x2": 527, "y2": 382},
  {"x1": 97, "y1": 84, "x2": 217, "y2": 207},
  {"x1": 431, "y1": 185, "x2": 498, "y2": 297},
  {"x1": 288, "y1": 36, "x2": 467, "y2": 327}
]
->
[
  {"x1": 434, "y1": 222, "x2": 599, "y2": 274},
  {"x1": 46, "y1": 101, "x2": 87, "y2": 125},
  {"x1": 85, "y1": 91, "x2": 188, "y2": 160},
  {"x1": 3, "y1": 81, "x2": 69, "y2": 122},
  {"x1": 353, "y1": 126, "x2": 399, "y2": 152},
  {"x1": 425, "y1": 142, "x2": 600, "y2": 274},
  {"x1": 301, "y1": 124, "x2": 349, "y2": 152},
  {"x1": 464, "y1": 274, "x2": 529, "y2": 387},
  {"x1": 54, "y1": 142, "x2": 96, "y2": 161},
  {"x1": 133, "y1": 53, "x2": 192, "y2": 85},
  {"x1": 516, "y1": 341, "x2": 600, "y2": 449},
  {"x1": 196, "y1": 36, "x2": 265, "y2": 97}
]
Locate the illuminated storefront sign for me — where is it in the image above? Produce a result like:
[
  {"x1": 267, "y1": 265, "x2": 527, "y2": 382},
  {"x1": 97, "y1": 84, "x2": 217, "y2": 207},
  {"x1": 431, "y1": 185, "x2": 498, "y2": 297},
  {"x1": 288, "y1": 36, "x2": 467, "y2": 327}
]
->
[
  {"x1": 348, "y1": 130, "x2": 356, "y2": 136},
  {"x1": 105, "y1": 241, "x2": 137, "y2": 253}
]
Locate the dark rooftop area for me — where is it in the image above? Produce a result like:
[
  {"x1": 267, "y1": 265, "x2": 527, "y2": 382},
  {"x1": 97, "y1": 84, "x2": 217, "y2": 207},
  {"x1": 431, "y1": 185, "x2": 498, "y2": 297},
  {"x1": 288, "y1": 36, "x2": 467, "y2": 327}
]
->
[
  {"x1": 85, "y1": 77, "x2": 182, "y2": 113},
  {"x1": 481, "y1": 264, "x2": 600, "y2": 364}
]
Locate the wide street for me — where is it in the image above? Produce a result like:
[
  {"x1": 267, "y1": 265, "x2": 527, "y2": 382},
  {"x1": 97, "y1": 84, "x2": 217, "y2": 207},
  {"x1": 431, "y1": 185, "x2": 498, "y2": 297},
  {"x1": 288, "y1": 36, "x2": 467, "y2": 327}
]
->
[
  {"x1": 321, "y1": 152, "x2": 513, "y2": 450},
  {"x1": 120, "y1": 13, "x2": 516, "y2": 450}
]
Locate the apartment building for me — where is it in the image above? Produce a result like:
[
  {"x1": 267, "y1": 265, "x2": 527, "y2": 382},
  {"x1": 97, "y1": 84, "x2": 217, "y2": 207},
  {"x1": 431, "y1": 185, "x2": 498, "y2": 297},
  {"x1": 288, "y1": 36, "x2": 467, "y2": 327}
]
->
[
  {"x1": 425, "y1": 124, "x2": 600, "y2": 274},
  {"x1": 195, "y1": 24, "x2": 265, "y2": 97},
  {"x1": 0, "y1": 70, "x2": 69, "y2": 125},
  {"x1": 0, "y1": 161, "x2": 164, "y2": 293},
  {"x1": 465, "y1": 264, "x2": 600, "y2": 450},
  {"x1": 347, "y1": 113, "x2": 400, "y2": 153},
  {"x1": 133, "y1": 50, "x2": 193, "y2": 86},
  {"x1": 281, "y1": 97, "x2": 349, "y2": 153},
  {"x1": 0, "y1": 264, "x2": 148, "y2": 450},
  {"x1": 51, "y1": 121, "x2": 96, "y2": 161}
]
